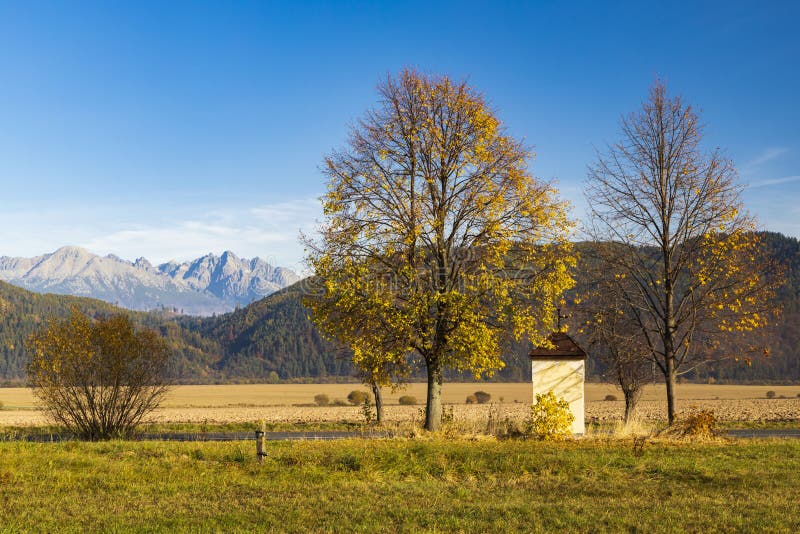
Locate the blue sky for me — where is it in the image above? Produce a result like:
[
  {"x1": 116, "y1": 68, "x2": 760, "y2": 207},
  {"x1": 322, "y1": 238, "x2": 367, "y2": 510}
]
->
[{"x1": 0, "y1": 1, "x2": 798, "y2": 270}]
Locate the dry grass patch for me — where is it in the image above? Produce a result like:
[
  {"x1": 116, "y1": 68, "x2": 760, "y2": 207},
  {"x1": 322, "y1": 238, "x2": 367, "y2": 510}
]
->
[{"x1": 3, "y1": 383, "x2": 800, "y2": 428}]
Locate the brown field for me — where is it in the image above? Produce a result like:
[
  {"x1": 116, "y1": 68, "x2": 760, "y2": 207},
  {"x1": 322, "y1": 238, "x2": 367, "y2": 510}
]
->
[{"x1": 2, "y1": 383, "x2": 799, "y2": 427}]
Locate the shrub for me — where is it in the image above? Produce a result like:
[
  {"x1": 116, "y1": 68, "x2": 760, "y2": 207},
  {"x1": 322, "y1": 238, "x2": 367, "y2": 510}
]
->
[
  {"x1": 398, "y1": 395, "x2": 417, "y2": 405},
  {"x1": 465, "y1": 394, "x2": 477, "y2": 404},
  {"x1": 527, "y1": 391, "x2": 574, "y2": 441},
  {"x1": 766, "y1": 390, "x2": 776, "y2": 399},
  {"x1": 26, "y1": 309, "x2": 171, "y2": 440},
  {"x1": 332, "y1": 399, "x2": 349, "y2": 406},
  {"x1": 474, "y1": 391, "x2": 491, "y2": 404},
  {"x1": 314, "y1": 394, "x2": 330, "y2": 406},
  {"x1": 673, "y1": 408, "x2": 718, "y2": 438},
  {"x1": 604, "y1": 394, "x2": 618, "y2": 401},
  {"x1": 347, "y1": 390, "x2": 370, "y2": 405}
]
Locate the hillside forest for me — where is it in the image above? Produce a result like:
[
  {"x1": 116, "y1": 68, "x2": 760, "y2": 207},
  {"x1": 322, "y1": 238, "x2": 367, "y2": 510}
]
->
[{"x1": 1, "y1": 232, "x2": 798, "y2": 385}]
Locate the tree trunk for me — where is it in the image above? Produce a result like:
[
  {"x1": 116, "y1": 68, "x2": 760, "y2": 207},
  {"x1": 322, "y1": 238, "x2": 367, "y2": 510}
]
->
[
  {"x1": 622, "y1": 387, "x2": 641, "y2": 426},
  {"x1": 371, "y1": 383, "x2": 384, "y2": 424},
  {"x1": 623, "y1": 391, "x2": 636, "y2": 426},
  {"x1": 424, "y1": 360, "x2": 443, "y2": 431},
  {"x1": 665, "y1": 357, "x2": 677, "y2": 425}
]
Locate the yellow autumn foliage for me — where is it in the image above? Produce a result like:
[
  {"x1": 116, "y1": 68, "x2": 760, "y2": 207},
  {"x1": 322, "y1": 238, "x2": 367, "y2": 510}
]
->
[
  {"x1": 304, "y1": 70, "x2": 575, "y2": 430},
  {"x1": 527, "y1": 391, "x2": 575, "y2": 440}
]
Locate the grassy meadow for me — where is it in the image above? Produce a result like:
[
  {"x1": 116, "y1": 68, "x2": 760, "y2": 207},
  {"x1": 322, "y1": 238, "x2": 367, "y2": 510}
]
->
[
  {"x1": 0, "y1": 438, "x2": 798, "y2": 532},
  {"x1": 1, "y1": 384, "x2": 799, "y2": 531}
]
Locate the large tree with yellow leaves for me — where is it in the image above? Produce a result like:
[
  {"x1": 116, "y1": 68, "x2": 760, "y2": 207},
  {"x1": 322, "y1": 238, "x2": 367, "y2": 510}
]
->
[
  {"x1": 304, "y1": 70, "x2": 575, "y2": 431},
  {"x1": 586, "y1": 81, "x2": 780, "y2": 424}
]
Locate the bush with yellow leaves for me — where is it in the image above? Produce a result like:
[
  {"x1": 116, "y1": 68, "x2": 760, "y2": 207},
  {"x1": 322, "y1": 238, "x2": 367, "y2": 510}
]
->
[{"x1": 526, "y1": 391, "x2": 575, "y2": 441}]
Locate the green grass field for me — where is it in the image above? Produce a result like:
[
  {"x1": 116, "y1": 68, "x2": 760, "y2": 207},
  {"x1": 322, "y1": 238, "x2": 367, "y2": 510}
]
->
[{"x1": 1, "y1": 438, "x2": 798, "y2": 532}]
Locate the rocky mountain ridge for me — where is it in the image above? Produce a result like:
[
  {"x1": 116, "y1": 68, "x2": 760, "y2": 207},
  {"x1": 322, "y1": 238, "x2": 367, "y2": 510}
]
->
[{"x1": 0, "y1": 246, "x2": 301, "y2": 315}]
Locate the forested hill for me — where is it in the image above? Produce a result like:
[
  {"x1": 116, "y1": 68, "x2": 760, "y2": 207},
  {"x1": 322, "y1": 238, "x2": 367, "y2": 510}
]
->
[
  {"x1": 751, "y1": 232, "x2": 800, "y2": 382},
  {"x1": 184, "y1": 231, "x2": 800, "y2": 383},
  {"x1": 0, "y1": 280, "x2": 224, "y2": 382},
  {"x1": 0, "y1": 281, "x2": 121, "y2": 379},
  {"x1": 179, "y1": 282, "x2": 355, "y2": 380},
  {"x1": 1, "y1": 231, "x2": 799, "y2": 383},
  {"x1": 0, "y1": 277, "x2": 353, "y2": 384}
]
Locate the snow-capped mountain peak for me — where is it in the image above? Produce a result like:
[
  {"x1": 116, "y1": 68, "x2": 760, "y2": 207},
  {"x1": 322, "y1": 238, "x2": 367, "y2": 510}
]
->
[{"x1": 0, "y1": 247, "x2": 301, "y2": 315}]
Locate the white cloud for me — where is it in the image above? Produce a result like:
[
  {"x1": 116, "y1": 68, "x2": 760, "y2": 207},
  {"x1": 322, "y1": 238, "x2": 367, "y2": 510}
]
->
[
  {"x1": 746, "y1": 175, "x2": 800, "y2": 188},
  {"x1": 0, "y1": 198, "x2": 323, "y2": 271},
  {"x1": 742, "y1": 147, "x2": 789, "y2": 173},
  {"x1": 250, "y1": 198, "x2": 322, "y2": 223},
  {"x1": 2, "y1": 183, "x2": 799, "y2": 272},
  {"x1": 743, "y1": 177, "x2": 800, "y2": 238}
]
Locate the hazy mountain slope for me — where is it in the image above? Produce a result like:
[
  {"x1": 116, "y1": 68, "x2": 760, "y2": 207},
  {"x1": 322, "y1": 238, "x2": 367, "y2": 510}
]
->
[{"x1": 0, "y1": 247, "x2": 300, "y2": 315}]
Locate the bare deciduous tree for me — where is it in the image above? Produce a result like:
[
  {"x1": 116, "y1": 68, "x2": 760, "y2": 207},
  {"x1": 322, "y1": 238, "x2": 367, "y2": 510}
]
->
[
  {"x1": 578, "y1": 270, "x2": 652, "y2": 425},
  {"x1": 26, "y1": 309, "x2": 172, "y2": 439},
  {"x1": 586, "y1": 81, "x2": 780, "y2": 424}
]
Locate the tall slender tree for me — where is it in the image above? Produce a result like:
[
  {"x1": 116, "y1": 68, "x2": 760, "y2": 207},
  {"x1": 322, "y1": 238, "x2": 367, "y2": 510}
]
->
[
  {"x1": 586, "y1": 81, "x2": 780, "y2": 424},
  {"x1": 305, "y1": 70, "x2": 575, "y2": 431}
]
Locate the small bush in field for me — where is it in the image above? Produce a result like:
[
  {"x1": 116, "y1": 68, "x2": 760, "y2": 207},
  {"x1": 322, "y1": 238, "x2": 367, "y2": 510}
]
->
[
  {"x1": 347, "y1": 390, "x2": 370, "y2": 405},
  {"x1": 766, "y1": 390, "x2": 776, "y2": 399},
  {"x1": 604, "y1": 394, "x2": 618, "y2": 401},
  {"x1": 398, "y1": 396, "x2": 417, "y2": 405},
  {"x1": 314, "y1": 394, "x2": 330, "y2": 406},
  {"x1": 474, "y1": 391, "x2": 491, "y2": 404},
  {"x1": 465, "y1": 394, "x2": 477, "y2": 404},
  {"x1": 676, "y1": 408, "x2": 718, "y2": 438},
  {"x1": 332, "y1": 399, "x2": 349, "y2": 406},
  {"x1": 527, "y1": 391, "x2": 574, "y2": 441},
  {"x1": 26, "y1": 310, "x2": 170, "y2": 440}
]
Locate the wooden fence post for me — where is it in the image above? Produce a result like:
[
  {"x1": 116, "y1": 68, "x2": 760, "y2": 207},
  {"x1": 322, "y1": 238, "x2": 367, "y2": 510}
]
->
[{"x1": 255, "y1": 422, "x2": 266, "y2": 462}]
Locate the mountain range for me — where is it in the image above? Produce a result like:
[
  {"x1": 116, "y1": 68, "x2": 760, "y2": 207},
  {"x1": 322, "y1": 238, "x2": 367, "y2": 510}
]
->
[
  {"x1": 0, "y1": 246, "x2": 301, "y2": 316},
  {"x1": 0, "y1": 232, "x2": 798, "y2": 384}
]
